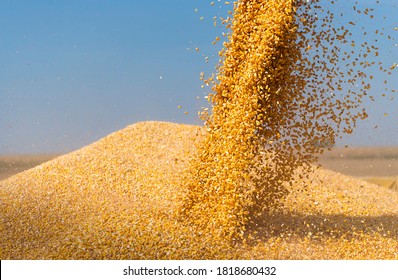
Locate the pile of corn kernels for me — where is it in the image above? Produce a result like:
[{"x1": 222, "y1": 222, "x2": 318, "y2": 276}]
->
[
  {"x1": 1, "y1": 0, "x2": 397, "y2": 259},
  {"x1": 1, "y1": 121, "x2": 397, "y2": 259}
]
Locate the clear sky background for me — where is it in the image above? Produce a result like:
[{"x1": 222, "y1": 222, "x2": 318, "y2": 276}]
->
[{"x1": 0, "y1": 0, "x2": 397, "y2": 154}]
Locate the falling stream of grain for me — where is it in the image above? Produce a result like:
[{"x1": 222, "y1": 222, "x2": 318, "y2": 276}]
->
[{"x1": 181, "y1": 0, "x2": 385, "y2": 241}]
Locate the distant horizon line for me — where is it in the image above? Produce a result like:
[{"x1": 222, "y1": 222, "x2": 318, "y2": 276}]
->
[{"x1": 2, "y1": 145, "x2": 398, "y2": 157}]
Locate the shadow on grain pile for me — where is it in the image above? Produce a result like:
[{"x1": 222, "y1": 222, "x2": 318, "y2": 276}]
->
[
  {"x1": 250, "y1": 212, "x2": 398, "y2": 241},
  {"x1": 1, "y1": 122, "x2": 398, "y2": 259}
]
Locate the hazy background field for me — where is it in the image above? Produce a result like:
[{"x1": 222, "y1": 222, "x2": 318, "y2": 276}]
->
[
  {"x1": 0, "y1": 154, "x2": 59, "y2": 181},
  {"x1": 1, "y1": 146, "x2": 397, "y2": 189},
  {"x1": 318, "y1": 147, "x2": 398, "y2": 190}
]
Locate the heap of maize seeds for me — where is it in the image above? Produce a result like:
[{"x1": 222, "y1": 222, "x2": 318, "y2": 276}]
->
[
  {"x1": 1, "y1": 0, "x2": 397, "y2": 259},
  {"x1": 1, "y1": 121, "x2": 398, "y2": 259}
]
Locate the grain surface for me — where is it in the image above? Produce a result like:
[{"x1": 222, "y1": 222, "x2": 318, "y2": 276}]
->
[{"x1": 1, "y1": 121, "x2": 398, "y2": 259}]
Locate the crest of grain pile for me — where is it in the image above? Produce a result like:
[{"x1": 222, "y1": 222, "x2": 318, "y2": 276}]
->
[{"x1": 181, "y1": 0, "x2": 392, "y2": 240}]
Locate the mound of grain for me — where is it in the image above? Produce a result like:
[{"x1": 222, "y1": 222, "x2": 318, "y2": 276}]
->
[{"x1": 1, "y1": 121, "x2": 397, "y2": 259}]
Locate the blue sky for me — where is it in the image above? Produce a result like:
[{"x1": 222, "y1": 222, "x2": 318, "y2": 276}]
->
[{"x1": 0, "y1": 0, "x2": 397, "y2": 154}]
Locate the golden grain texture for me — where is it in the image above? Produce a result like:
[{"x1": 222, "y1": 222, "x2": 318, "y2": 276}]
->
[
  {"x1": 182, "y1": 0, "x2": 312, "y2": 241},
  {"x1": 1, "y1": 122, "x2": 397, "y2": 259}
]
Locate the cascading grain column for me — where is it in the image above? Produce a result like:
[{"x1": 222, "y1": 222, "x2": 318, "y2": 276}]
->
[{"x1": 182, "y1": 0, "x2": 301, "y2": 241}]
